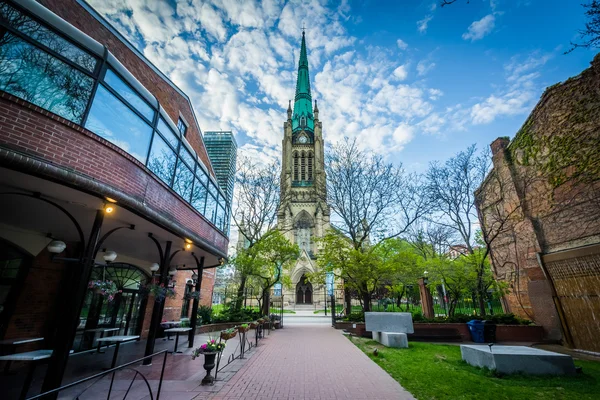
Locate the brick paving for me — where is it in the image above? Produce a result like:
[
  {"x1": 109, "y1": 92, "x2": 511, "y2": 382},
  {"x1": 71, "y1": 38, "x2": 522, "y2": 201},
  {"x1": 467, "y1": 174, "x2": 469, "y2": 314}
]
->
[{"x1": 211, "y1": 324, "x2": 414, "y2": 400}]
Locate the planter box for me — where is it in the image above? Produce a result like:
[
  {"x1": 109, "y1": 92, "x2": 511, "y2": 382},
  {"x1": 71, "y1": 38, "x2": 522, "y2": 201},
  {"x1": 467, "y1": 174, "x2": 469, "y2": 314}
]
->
[
  {"x1": 495, "y1": 325, "x2": 545, "y2": 342},
  {"x1": 333, "y1": 321, "x2": 368, "y2": 337},
  {"x1": 412, "y1": 323, "x2": 471, "y2": 342}
]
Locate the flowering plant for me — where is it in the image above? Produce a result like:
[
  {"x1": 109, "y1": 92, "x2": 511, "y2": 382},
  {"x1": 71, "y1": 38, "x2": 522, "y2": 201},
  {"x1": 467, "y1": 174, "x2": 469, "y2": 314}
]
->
[
  {"x1": 191, "y1": 339, "x2": 226, "y2": 359},
  {"x1": 88, "y1": 280, "x2": 122, "y2": 302},
  {"x1": 140, "y1": 282, "x2": 176, "y2": 302}
]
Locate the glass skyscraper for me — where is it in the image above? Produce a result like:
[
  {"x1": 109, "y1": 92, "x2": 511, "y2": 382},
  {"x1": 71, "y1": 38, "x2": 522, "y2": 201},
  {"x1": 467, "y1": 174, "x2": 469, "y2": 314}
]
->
[{"x1": 203, "y1": 130, "x2": 237, "y2": 212}]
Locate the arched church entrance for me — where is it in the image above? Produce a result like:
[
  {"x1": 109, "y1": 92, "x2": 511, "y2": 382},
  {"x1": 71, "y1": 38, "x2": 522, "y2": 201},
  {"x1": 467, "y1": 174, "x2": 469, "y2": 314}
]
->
[{"x1": 296, "y1": 274, "x2": 313, "y2": 304}]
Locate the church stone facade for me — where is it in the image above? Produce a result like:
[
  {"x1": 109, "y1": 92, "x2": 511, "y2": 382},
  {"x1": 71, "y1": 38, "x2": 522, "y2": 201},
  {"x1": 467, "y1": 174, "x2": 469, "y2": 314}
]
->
[{"x1": 277, "y1": 32, "x2": 330, "y2": 307}]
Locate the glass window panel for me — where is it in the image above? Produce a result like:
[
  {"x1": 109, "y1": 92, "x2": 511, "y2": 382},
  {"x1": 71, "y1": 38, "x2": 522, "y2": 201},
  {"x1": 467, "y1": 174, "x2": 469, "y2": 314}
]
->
[
  {"x1": 85, "y1": 85, "x2": 153, "y2": 163},
  {"x1": 0, "y1": 2, "x2": 97, "y2": 72},
  {"x1": 173, "y1": 160, "x2": 194, "y2": 202},
  {"x1": 205, "y1": 194, "x2": 217, "y2": 224},
  {"x1": 103, "y1": 69, "x2": 154, "y2": 121},
  {"x1": 195, "y1": 165, "x2": 208, "y2": 186},
  {"x1": 0, "y1": 33, "x2": 93, "y2": 123},
  {"x1": 191, "y1": 177, "x2": 207, "y2": 215},
  {"x1": 177, "y1": 118, "x2": 187, "y2": 137},
  {"x1": 157, "y1": 117, "x2": 179, "y2": 149},
  {"x1": 147, "y1": 133, "x2": 176, "y2": 185},
  {"x1": 216, "y1": 206, "x2": 225, "y2": 231},
  {"x1": 208, "y1": 181, "x2": 217, "y2": 198},
  {"x1": 179, "y1": 147, "x2": 195, "y2": 169}
]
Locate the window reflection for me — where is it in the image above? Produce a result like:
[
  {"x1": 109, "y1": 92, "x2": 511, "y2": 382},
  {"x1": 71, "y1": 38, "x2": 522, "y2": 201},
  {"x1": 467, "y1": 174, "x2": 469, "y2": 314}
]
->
[
  {"x1": 0, "y1": 2, "x2": 97, "y2": 72},
  {"x1": 85, "y1": 85, "x2": 153, "y2": 163},
  {"x1": 147, "y1": 133, "x2": 176, "y2": 185},
  {"x1": 157, "y1": 118, "x2": 179, "y2": 149},
  {"x1": 0, "y1": 33, "x2": 93, "y2": 123},
  {"x1": 191, "y1": 177, "x2": 207, "y2": 214},
  {"x1": 205, "y1": 194, "x2": 217, "y2": 224},
  {"x1": 104, "y1": 69, "x2": 154, "y2": 122},
  {"x1": 216, "y1": 206, "x2": 225, "y2": 230},
  {"x1": 173, "y1": 160, "x2": 194, "y2": 202}
]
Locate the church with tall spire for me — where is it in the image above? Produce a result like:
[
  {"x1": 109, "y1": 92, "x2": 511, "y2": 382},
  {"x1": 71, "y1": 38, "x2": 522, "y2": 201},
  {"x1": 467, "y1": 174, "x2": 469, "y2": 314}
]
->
[{"x1": 278, "y1": 31, "x2": 330, "y2": 307}]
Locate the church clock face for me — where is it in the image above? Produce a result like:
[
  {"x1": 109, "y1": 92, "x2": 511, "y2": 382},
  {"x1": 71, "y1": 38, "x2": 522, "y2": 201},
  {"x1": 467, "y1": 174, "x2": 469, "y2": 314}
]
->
[{"x1": 298, "y1": 135, "x2": 308, "y2": 144}]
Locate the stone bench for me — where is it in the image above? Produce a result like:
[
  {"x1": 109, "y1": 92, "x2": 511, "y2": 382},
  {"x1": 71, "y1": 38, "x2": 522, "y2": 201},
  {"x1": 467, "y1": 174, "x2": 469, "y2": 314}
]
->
[
  {"x1": 365, "y1": 312, "x2": 414, "y2": 348},
  {"x1": 461, "y1": 345, "x2": 576, "y2": 375}
]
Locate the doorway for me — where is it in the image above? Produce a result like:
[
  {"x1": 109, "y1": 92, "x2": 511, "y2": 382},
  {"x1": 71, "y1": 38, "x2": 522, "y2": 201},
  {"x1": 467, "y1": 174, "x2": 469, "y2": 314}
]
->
[{"x1": 296, "y1": 274, "x2": 313, "y2": 304}]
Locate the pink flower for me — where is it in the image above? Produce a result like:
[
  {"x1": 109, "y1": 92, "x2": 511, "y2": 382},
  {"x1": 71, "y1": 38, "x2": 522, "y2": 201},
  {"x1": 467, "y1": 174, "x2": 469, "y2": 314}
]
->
[
  {"x1": 201, "y1": 344, "x2": 207, "y2": 349},
  {"x1": 211, "y1": 340, "x2": 215, "y2": 343}
]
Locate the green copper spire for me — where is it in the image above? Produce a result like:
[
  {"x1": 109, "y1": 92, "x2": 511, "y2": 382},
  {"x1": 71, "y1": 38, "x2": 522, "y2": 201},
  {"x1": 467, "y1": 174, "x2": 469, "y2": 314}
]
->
[{"x1": 292, "y1": 31, "x2": 314, "y2": 133}]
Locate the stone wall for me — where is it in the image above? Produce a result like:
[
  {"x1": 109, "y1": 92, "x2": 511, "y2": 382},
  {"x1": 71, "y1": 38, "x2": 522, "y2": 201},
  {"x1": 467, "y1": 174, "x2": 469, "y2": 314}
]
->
[{"x1": 476, "y1": 54, "x2": 600, "y2": 341}]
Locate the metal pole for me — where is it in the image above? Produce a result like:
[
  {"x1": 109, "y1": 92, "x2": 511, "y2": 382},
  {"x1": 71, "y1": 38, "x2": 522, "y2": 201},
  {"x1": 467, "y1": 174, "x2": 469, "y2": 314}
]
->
[
  {"x1": 188, "y1": 257, "x2": 204, "y2": 347},
  {"x1": 330, "y1": 294, "x2": 335, "y2": 327},
  {"x1": 324, "y1": 285, "x2": 327, "y2": 316},
  {"x1": 143, "y1": 241, "x2": 172, "y2": 365},
  {"x1": 42, "y1": 209, "x2": 105, "y2": 395}
]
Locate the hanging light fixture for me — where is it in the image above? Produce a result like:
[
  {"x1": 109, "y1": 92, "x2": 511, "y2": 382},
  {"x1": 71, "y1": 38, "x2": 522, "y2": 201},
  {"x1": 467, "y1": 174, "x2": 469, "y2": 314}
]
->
[
  {"x1": 103, "y1": 250, "x2": 117, "y2": 263},
  {"x1": 191, "y1": 272, "x2": 198, "y2": 280},
  {"x1": 47, "y1": 240, "x2": 67, "y2": 254},
  {"x1": 150, "y1": 263, "x2": 160, "y2": 272}
]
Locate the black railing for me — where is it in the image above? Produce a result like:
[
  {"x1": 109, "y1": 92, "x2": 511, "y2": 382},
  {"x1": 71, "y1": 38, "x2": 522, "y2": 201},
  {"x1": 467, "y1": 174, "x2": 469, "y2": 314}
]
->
[{"x1": 27, "y1": 350, "x2": 168, "y2": 400}]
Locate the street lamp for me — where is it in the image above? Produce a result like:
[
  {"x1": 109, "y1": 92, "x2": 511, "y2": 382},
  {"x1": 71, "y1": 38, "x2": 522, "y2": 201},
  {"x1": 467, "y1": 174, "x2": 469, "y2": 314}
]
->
[{"x1": 102, "y1": 250, "x2": 117, "y2": 263}]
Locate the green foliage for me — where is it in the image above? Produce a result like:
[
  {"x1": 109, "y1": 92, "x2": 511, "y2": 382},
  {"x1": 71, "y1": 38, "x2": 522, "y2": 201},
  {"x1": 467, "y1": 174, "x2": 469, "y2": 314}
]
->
[
  {"x1": 343, "y1": 311, "x2": 365, "y2": 322},
  {"x1": 421, "y1": 313, "x2": 532, "y2": 325},
  {"x1": 211, "y1": 304, "x2": 262, "y2": 323},
  {"x1": 351, "y1": 338, "x2": 600, "y2": 400},
  {"x1": 197, "y1": 305, "x2": 213, "y2": 325}
]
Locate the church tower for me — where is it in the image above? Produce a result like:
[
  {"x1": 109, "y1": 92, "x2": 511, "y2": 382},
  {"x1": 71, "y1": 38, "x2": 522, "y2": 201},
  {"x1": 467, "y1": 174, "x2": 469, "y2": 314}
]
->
[{"x1": 278, "y1": 32, "x2": 330, "y2": 307}]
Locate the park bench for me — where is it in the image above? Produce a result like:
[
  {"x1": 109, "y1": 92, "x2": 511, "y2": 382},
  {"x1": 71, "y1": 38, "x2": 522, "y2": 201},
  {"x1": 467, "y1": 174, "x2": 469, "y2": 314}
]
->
[{"x1": 364, "y1": 312, "x2": 414, "y2": 348}]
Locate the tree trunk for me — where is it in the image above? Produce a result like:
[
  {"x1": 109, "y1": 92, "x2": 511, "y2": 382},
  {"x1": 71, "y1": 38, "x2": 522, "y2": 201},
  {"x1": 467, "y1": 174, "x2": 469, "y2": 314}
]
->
[
  {"x1": 362, "y1": 290, "x2": 371, "y2": 312},
  {"x1": 344, "y1": 287, "x2": 352, "y2": 316},
  {"x1": 261, "y1": 289, "x2": 270, "y2": 316},
  {"x1": 235, "y1": 275, "x2": 247, "y2": 311},
  {"x1": 477, "y1": 268, "x2": 487, "y2": 317}
]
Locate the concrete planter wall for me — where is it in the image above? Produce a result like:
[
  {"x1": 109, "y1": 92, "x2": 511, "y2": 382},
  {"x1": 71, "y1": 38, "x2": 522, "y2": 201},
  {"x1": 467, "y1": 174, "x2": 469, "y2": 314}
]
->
[{"x1": 334, "y1": 321, "x2": 545, "y2": 342}]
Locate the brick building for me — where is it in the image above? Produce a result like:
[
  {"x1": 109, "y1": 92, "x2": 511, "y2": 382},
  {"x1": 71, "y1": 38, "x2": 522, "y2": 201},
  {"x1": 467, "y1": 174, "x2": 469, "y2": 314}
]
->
[
  {"x1": 0, "y1": 0, "x2": 231, "y2": 392},
  {"x1": 476, "y1": 55, "x2": 600, "y2": 352}
]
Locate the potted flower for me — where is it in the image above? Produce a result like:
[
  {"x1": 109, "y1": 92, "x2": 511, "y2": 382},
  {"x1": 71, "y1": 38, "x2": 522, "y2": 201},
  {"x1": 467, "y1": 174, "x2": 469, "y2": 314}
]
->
[
  {"x1": 237, "y1": 324, "x2": 250, "y2": 333},
  {"x1": 249, "y1": 321, "x2": 258, "y2": 329},
  {"x1": 88, "y1": 280, "x2": 122, "y2": 302},
  {"x1": 191, "y1": 339, "x2": 226, "y2": 385},
  {"x1": 140, "y1": 282, "x2": 176, "y2": 302},
  {"x1": 220, "y1": 328, "x2": 237, "y2": 341}
]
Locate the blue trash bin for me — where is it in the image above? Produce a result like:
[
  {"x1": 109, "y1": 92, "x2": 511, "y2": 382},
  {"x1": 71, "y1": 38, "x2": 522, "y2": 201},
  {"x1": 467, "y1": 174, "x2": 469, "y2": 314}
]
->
[{"x1": 467, "y1": 320, "x2": 485, "y2": 343}]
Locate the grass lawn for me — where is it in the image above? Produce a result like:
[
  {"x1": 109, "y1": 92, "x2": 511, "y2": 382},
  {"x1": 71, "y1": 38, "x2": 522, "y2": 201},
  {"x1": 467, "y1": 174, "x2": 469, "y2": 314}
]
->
[{"x1": 351, "y1": 337, "x2": 600, "y2": 400}]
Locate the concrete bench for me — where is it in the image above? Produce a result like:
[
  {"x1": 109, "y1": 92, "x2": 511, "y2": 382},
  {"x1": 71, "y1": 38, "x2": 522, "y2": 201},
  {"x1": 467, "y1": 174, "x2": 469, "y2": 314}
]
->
[{"x1": 365, "y1": 312, "x2": 414, "y2": 348}]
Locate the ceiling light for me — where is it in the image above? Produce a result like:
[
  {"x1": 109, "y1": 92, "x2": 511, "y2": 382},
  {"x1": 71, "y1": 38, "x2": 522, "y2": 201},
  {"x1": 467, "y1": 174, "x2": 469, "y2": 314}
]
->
[
  {"x1": 105, "y1": 197, "x2": 117, "y2": 203},
  {"x1": 104, "y1": 204, "x2": 115, "y2": 213},
  {"x1": 47, "y1": 240, "x2": 66, "y2": 254},
  {"x1": 103, "y1": 251, "x2": 117, "y2": 263}
]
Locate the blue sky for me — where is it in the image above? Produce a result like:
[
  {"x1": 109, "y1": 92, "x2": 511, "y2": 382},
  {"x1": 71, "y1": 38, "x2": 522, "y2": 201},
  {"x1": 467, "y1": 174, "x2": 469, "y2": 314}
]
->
[{"x1": 88, "y1": 0, "x2": 596, "y2": 172}]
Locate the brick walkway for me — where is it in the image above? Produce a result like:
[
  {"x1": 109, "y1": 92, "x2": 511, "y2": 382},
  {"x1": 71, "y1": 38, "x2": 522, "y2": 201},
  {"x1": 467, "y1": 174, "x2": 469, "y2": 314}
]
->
[{"x1": 211, "y1": 324, "x2": 414, "y2": 400}]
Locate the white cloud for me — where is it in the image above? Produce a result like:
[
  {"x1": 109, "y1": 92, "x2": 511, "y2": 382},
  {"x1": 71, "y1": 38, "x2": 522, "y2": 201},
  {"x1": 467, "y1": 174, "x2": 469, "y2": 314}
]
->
[
  {"x1": 417, "y1": 14, "x2": 433, "y2": 33},
  {"x1": 470, "y1": 52, "x2": 553, "y2": 124},
  {"x1": 396, "y1": 39, "x2": 408, "y2": 50},
  {"x1": 417, "y1": 60, "x2": 436, "y2": 76},
  {"x1": 393, "y1": 65, "x2": 408, "y2": 81},
  {"x1": 462, "y1": 14, "x2": 495, "y2": 41}
]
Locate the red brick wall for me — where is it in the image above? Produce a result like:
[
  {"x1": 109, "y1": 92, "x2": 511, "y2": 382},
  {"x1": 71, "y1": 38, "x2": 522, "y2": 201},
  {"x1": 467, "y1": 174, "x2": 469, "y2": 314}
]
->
[
  {"x1": 36, "y1": 0, "x2": 215, "y2": 177},
  {"x1": 3, "y1": 246, "x2": 75, "y2": 348},
  {"x1": 0, "y1": 94, "x2": 228, "y2": 254}
]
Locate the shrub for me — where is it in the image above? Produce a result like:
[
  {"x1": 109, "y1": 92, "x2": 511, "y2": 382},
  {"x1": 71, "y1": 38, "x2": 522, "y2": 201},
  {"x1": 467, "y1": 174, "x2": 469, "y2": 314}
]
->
[
  {"x1": 197, "y1": 305, "x2": 213, "y2": 325},
  {"x1": 343, "y1": 311, "x2": 365, "y2": 322},
  {"x1": 211, "y1": 305, "x2": 262, "y2": 323}
]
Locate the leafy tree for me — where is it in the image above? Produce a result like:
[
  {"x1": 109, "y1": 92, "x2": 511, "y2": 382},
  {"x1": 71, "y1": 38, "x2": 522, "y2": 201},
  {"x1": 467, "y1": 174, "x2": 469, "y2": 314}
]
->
[
  {"x1": 234, "y1": 230, "x2": 299, "y2": 315},
  {"x1": 320, "y1": 138, "x2": 430, "y2": 311},
  {"x1": 230, "y1": 157, "x2": 282, "y2": 310}
]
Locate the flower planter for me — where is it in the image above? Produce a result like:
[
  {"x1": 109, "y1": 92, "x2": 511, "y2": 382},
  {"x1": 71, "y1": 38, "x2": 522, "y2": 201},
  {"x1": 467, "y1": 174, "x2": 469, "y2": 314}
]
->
[
  {"x1": 237, "y1": 325, "x2": 250, "y2": 334},
  {"x1": 220, "y1": 330, "x2": 237, "y2": 341},
  {"x1": 249, "y1": 322, "x2": 258, "y2": 329},
  {"x1": 201, "y1": 352, "x2": 217, "y2": 385}
]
